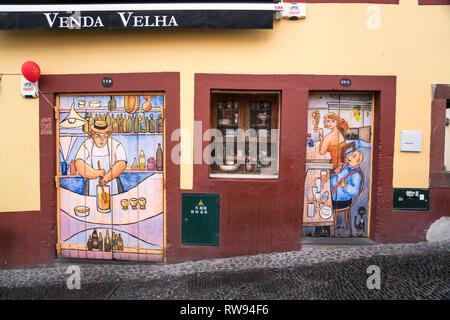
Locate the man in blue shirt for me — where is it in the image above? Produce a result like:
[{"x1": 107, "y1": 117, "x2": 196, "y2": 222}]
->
[
  {"x1": 312, "y1": 150, "x2": 364, "y2": 237},
  {"x1": 330, "y1": 150, "x2": 364, "y2": 210}
]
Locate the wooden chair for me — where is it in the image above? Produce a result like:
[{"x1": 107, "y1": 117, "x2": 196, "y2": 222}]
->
[{"x1": 333, "y1": 169, "x2": 364, "y2": 237}]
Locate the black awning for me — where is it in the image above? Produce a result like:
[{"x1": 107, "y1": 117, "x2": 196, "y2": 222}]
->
[{"x1": 0, "y1": 2, "x2": 277, "y2": 30}]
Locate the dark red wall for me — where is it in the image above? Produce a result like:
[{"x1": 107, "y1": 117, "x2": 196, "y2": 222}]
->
[
  {"x1": 166, "y1": 74, "x2": 401, "y2": 263},
  {"x1": 2, "y1": 72, "x2": 448, "y2": 268}
]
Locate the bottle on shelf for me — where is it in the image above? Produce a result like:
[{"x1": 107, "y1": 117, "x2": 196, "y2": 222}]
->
[
  {"x1": 146, "y1": 115, "x2": 150, "y2": 133},
  {"x1": 87, "y1": 235, "x2": 93, "y2": 251},
  {"x1": 147, "y1": 157, "x2": 156, "y2": 171},
  {"x1": 70, "y1": 160, "x2": 76, "y2": 175},
  {"x1": 157, "y1": 114, "x2": 163, "y2": 133},
  {"x1": 118, "y1": 234, "x2": 124, "y2": 251},
  {"x1": 139, "y1": 150, "x2": 146, "y2": 170},
  {"x1": 104, "y1": 230, "x2": 111, "y2": 252},
  {"x1": 156, "y1": 143, "x2": 163, "y2": 171},
  {"x1": 92, "y1": 229, "x2": 99, "y2": 249},
  {"x1": 121, "y1": 114, "x2": 125, "y2": 133},
  {"x1": 112, "y1": 232, "x2": 117, "y2": 251},
  {"x1": 112, "y1": 116, "x2": 119, "y2": 133},
  {"x1": 127, "y1": 115, "x2": 132, "y2": 133},
  {"x1": 98, "y1": 232, "x2": 103, "y2": 251},
  {"x1": 245, "y1": 155, "x2": 252, "y2": 172},
  {"x1": 108, "y1": 96, "x2": 116, "y2": 111},
  {"x1": 83, "y1": 113, "x2": 90, "y2": 133},
  {"x1": 106, "y1": 113, "x2": 111, "y2": 128},
  {"x1": 140, "y1": 115, "x2": 147, "y2": 133},
  {"x1": 134, "y1": 114, "x2": 139, "y2": 133},
  {"x1": 149, "y1": 113, "x2": 155, "y2": 133},
  {"x1": 131, "y1": 157, "x2": 138, "y2": 170}
]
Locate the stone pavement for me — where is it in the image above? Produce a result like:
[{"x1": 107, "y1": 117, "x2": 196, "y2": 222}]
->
[{"x1": 0, "y1": 241, "x2": 449, "y2": 300}]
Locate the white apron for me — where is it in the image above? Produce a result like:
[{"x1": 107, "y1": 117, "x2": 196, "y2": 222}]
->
[{"x1": 87, "y1": 141, "x2": 120, "y2": 196}]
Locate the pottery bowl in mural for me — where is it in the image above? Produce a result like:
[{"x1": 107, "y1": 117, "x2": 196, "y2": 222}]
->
[
  {"x1": 89, "y1": 100, "x2": 101, "y2": 108},
  {"x1": 74, "y1": 206, "x2": 90, "y2": 217}
]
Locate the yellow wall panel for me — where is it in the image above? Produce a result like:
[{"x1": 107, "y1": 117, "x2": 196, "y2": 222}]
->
[
  {"x1": 0, "y1": 2, "x2": 449, "y2": 211},
  {"x1": 0, "y1": 76, "x2": 40, "y2": 211}
]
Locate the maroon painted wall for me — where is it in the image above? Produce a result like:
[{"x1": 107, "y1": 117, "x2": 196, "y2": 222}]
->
[
  {"x1": 165, "y1": 74, "x2": 400, "y2": 263},
  {"x1": 2, "y1": 72, "x2": 448, "y2": 268}
]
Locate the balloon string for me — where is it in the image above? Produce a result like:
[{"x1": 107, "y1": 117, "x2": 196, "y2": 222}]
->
[{"x1": 38, "y1": 88, "x2": 56, "y2": 110}]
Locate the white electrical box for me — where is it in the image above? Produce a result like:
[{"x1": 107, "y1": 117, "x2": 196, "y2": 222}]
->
[
  {"x1": 21, "y1": 76, "x2": 39, "y2": 98},
  {"x1": 400, "y1": 130, "x2": 422, "y2": 152},
  {"x1": 274, "y1": 2, "x2": 306, "y2": 20}
]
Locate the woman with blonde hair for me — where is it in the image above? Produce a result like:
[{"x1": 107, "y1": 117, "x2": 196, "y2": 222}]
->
[{"x1": 319, "y1": 112, "x2": 349, "y2": 169}]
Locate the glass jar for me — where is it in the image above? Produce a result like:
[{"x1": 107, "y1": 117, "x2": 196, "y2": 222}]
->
[{"x1": 96, "y1": 185, "x2": 111, "y2": 213}]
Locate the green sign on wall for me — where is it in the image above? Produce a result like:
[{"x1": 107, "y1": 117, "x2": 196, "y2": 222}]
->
[
  {"x1": 182, "y1": 193, "x2": 220, "y2": 246},
  {"x1": 393, "y1": 188, "x2": 429, "y2": 211}
]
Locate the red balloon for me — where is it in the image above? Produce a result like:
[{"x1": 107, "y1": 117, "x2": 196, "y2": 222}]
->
[{"x1": 21, "y1": 61, "x2": 41, "y2": 83}]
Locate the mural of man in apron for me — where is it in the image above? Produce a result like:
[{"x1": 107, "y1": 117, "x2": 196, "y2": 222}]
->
[{"x1": 74, "y1": 120, "x2": 127, "y2": 196}]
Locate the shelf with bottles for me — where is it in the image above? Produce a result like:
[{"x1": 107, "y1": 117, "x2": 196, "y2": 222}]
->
[
  {"x1": 59, "y1": 107, "x2": 163, "y2": 112},
  {"x1": 58, "y1": 110, "x2": 164, "y2": 136},
  {"x1": 59, "y1": 132, "x2": 163, "y2": 137}
]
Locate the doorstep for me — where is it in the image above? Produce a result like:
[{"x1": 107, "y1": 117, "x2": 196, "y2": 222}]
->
[
  {"x1": 55, "y1": 257, "x2": 164, "y2": 266},
  {"x1": 301, "y1": 237, "x2": 376, "y2": 249}
]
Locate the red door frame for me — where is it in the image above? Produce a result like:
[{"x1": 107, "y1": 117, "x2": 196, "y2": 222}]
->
[{"x1": 35, "y1": 72, "x2": 180, "y2": 267}]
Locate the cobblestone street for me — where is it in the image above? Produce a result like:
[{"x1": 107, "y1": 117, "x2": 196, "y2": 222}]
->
[{"x1": 0, "y1": 241, "x2": 449, "y2": 300}]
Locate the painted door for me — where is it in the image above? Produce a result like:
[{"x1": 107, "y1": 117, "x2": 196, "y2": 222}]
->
[
  {"x1": 57, "y1": 93, "x2": 165, "y2": 261},
  {"x1": 302, "y1": 92, "x2": 373, "y2": 238}
]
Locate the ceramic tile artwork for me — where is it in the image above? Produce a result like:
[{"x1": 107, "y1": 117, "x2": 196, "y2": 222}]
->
[
  {"x1": 303, "y1": 92, "x2": 373, "y2": 238},
  {"x1": 58, "y1": 94, "x2": 164, "y2": 260}
]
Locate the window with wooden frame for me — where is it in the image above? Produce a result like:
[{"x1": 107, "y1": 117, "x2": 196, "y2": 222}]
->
[{"x1": 209, "y1": 90, "x2": 280, "y2": 178}]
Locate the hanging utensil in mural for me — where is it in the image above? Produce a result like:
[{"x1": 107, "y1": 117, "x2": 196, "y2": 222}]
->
[
  {"x1": 60, "y1": 102, "x2": 88, "y2": 128},
  {"x1": 142, "y1": 95, "x2": 153, "y2": 111},
  {"x1": 124, "y1": 95, "x2": 140, "y2": 114},
  {"x1": 312, "y1": 110, "x2": 320, "y2": 133}
]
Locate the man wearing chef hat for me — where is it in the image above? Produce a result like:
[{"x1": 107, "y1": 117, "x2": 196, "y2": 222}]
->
[{"x1": 75, "y1": 120, "x2": 127, "y2": 196}]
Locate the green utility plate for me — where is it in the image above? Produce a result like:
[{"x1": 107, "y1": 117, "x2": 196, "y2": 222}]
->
[
  {"x1": 182, "y1": 193, "x2": 220, "y2": 246},
  {"x1": 393, "y1": 188, "x2": 429, "y2": 211}
]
